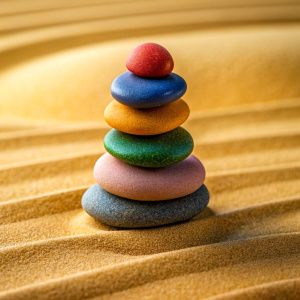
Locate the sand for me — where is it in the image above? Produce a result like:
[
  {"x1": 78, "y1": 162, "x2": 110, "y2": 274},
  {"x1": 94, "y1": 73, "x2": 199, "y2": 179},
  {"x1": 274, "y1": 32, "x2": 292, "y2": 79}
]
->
[{"x1": 0, "y1": 0, "x2": 300, "y2": 299}]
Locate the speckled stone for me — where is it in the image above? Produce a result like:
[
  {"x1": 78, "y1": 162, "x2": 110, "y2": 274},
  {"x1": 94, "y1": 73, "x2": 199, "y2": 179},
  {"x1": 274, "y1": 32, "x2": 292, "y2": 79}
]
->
[
  {"x1": 126, "y1": 43, "x2": 174, "y2": 77},
  {"x1": 94, "y1": 153, "x2": 205, "y2": 201},
  {"x1": 104, "y1": 127, "x2": 194, "y2": 168},
  {"x1": 104, "y1": 99, "x2": 190, "y2": 135},
  {"x1": 110, "y1": 71, "x2": 187, "y2": 108},
  {"x1": 81, "y1": 184, "x2": 210, "y2": 228}
]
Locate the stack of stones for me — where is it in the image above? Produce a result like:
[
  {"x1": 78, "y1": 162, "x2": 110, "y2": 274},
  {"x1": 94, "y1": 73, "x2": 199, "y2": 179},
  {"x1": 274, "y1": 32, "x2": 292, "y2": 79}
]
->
[{"x1": 82, "y1": 43, "x2": 210, "y2": 228}]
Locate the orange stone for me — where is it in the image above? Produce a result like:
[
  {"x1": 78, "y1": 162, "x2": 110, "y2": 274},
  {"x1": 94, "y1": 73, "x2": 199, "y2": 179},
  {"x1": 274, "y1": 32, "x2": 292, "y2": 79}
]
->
[{"x1": 104, "y1": 99, "x2": 190, "y2": 135}]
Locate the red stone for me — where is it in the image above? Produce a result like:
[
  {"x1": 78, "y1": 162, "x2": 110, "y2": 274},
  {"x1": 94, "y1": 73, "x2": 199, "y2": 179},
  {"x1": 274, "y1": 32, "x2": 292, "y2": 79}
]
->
[{"x1": 126, "y1": 43, "x2": 174, "y2": 77}]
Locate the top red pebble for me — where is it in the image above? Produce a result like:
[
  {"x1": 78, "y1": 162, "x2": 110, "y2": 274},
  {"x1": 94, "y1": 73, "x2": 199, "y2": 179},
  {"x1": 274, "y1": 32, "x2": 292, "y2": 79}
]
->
[{"x1": 126, "y1": 43, "x2": 174, "y2": 77}]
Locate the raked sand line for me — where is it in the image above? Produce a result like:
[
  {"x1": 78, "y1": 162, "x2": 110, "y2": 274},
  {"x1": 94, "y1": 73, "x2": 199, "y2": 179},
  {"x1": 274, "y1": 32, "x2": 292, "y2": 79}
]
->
[
  {"x1": 1, "y1": 157, "x2": 299, "y2": 191},
  {"x1": 2, "y1": 3, "x2": 299, "y2": 59},
  {"x1": 0, "y1": 127, "x2": 108, "y2": 150},
  {"x1": 1, "y1": 130, "x2": 300, "y2": 174},
  {"x1": 1, "y1": 125, "x2": 300, "y2": 163},
  {"x1": 1, "y1": 195, "x2": 299, "y2": 248},
  {"x1": 1, "y1": 129, "x2": 300, "y2": 168},
  {"x1": 0, "y1": 0, "x2": 136, "y2": 16},
  {"x1": 1, "y1": 97, "x2": 298, "y2": 140},
  {"x1": 0, "y1": 162, "x2": 299, "y2": 210},
  {"x1": 0, "y1": 160, "x2": 299, "y2": 207},
  {"x1": 1, "y1": 167, "x2": 299, "y2": 222},
  {"x1": 0, "y1": 97, "x2": 299, "y2": 141},
  {"x1": 1, "y1": 235, "x2": 299, "y2": 295},
  {"x1": 1, "y1": 175, "x2": 297, "y2": 233},
  {"x1": 0, "y1": 100, "x2": 299, "y2": 184},
  {"x1": 1, "y1": 128, "x2": 300, "y2": 172},
  {"x1": 1, "y1": 26, "x2": 300, "y2": 121},
  {"x1": 206, "y1": 278, "x2": 300, "y2": 300},
  {"x1": 4, "y1": 0, "x2": 299, "y2": 32},
  {"x1": 0, "y1": 102, "x2": 300, "y2": 165},
  {"x1": 1, "y1": 234, "x2": 299, "y2": 299},
  {"x1": 97, "y1": 275, "x2": 300, "y2": 300},
  {"x1": 1, "y1": 131, "x2": 299, "y2": 168},
  {"x1": 1, "y1": 132, "x2": 300, "y2": 169},
  {"x1": 0, "y1": 187, "x2": 88, "y2": 225},
  {"x1": 1, "y1": 0, "x2": 297, "y2": 15},
  {"x1": 3, "y1": 0, "x2": 264, "y2": 34}
]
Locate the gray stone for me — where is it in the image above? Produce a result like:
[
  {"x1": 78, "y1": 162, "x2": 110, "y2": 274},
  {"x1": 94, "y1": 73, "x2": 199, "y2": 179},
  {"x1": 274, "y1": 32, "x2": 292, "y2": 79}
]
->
[{"x1": 81, "y1": 184, "x2": 210, "y2": 228}]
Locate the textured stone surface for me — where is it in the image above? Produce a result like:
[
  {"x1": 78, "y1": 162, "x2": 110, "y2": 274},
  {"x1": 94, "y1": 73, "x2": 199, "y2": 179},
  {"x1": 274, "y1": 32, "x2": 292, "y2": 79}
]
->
[
  {"x1": 81, "y1": 184, "x2": 210, "y2": 228},
  {"x1": 94, "y1": 153, "x2": 206, "y2": 201},
  {"x1": 110, "y1": 71, "x2": 187, "y2": 108},
  {"x1": 104, "y1": 99, "x2": 189, "y2": 135},
  {"x1": 104, "y1": 127, "x2": 194, "y2": 167},
  {"x1": 126, "y1": 43, "x2": 174, "y2": 77}
]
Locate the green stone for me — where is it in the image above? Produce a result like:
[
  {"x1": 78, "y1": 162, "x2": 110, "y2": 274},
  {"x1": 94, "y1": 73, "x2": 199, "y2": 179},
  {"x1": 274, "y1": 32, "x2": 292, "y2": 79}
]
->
[{"x1": 104, "y1": 127, "x2": 194, "y2": 168}]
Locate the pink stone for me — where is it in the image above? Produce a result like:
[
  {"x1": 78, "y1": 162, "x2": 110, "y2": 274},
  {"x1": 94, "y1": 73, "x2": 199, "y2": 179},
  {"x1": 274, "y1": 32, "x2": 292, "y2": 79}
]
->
[
  {"x1": 126, "y1": 43, "x2": 174, "y2": 77},
  {"x1": 94, "y1": 153, "x2": 206, "y2": 201}
]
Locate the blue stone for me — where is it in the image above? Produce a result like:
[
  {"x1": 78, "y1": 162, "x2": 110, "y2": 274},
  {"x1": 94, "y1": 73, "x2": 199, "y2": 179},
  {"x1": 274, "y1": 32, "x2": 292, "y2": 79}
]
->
[
  {"x1": 110, "y1": 71, "x2": 187, "y2": 108},
  {"x1": 81, "y1": 184, "x2": 210, "y2": 228}
]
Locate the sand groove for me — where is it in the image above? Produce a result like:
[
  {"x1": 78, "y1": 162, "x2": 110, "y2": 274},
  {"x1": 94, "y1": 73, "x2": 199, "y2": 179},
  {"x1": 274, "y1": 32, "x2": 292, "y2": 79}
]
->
[
  {"x1": 1, "y1": 1, "x2": 300, "y2": 73},
  {"x1": 206, "y1": 278, "x2": 300, "y2": 300},
  {"x1": 1, "y1": 194, "x2": 299, "y2": 249},
  {"x1": 1, "y1": 234, "x2": 299, "y2": 299}
]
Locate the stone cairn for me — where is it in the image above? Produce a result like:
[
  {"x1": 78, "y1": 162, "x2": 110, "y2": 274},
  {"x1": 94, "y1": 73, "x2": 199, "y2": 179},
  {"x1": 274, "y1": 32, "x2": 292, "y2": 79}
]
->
[{"x1": 82, "y1": 43, "x2": 210, "y2": 228}]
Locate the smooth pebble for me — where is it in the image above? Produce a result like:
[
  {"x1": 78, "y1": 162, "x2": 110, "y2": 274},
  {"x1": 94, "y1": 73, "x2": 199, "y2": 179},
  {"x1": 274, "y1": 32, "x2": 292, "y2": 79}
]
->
[
  {"x1": 104, "y1": 127, "x2": 194, "y2": 168},
  {"x1": 104, "y1": 99, "x2": 189, "y2": 135},
  {"x1": 126, "y1": 42, "x2": 174, "y2": 77},
  {"x1": 82, "y1": 184, "x2": 210, "y2": 228},
  {"x1": 94, "y1": 153, "x2": 206, "y2": 201},
  {"x1": 111, "y1": 71, "x2": 187, "y2": 108}
]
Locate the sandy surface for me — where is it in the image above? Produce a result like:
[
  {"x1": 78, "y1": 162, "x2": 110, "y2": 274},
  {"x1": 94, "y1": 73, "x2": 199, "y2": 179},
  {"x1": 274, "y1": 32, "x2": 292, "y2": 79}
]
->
[{"x1": 0, "y1": 0, "x2": 300, "y2": 299}]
